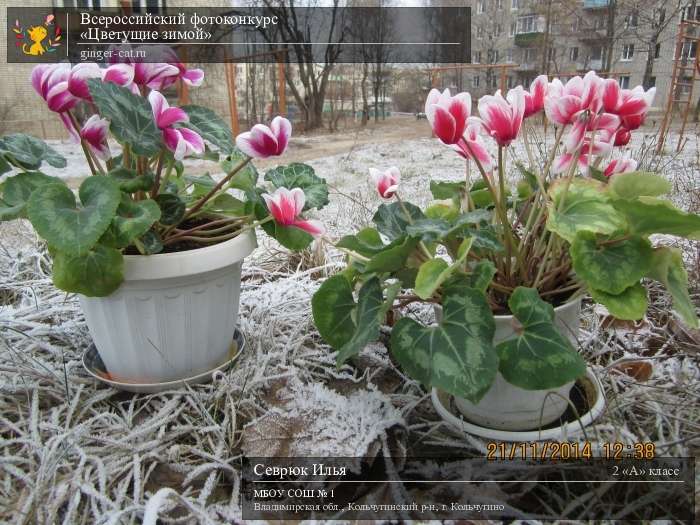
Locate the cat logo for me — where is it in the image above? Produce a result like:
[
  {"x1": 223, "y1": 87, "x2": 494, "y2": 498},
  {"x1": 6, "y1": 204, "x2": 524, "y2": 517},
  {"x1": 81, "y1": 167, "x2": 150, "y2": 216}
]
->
[{"x1": 13, "y1": 14, "x2": 62, "y2": 56}]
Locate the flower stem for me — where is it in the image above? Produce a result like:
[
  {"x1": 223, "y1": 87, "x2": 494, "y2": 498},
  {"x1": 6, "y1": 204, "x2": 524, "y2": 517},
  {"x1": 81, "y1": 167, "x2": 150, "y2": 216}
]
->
[{"x1": 184, "y1": 157, "x2": 252, "y2": 220}]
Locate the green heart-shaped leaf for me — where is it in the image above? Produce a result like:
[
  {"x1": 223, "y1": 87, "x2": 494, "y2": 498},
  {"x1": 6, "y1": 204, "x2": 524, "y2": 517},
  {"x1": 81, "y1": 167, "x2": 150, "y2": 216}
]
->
[
  {"x1": 140, "y1": 230, "x2": 163, "y2": 254},
  {"x1": 264, "y1": 163, "x2": 329, "y2": 210},
  {"x1": 391, "y1": 286, "x2": 498, "y2": 402},
  {"x1": 27, "y1": 177, "x2": 121, "y2": 256},
  {"x1": 373, "y1": 201, "x2": 425, "y2": 241},
  {"x1": 571, "y1": 232, "x2": 652, "y2": 295},
  {"x1": 414, "y1": 238, "x2": 473, "y2": 300},
  {"x1": 107, "y1": 196, "x2": 161, "y2": 248},
  {"x1": 364, "y1": 236, "x2": 419, "y2": 274},
  {"x1": 612, "y1": 197, "x2": 700, "y2": 240},
  {"x1": 155, "y1": 193, "x2": 186, "y2": 225},
  {"x1": 202, "y1": 193, "x2": 246, "y2": 216},
  {"x1": 180, "y1": 104, "x2": 235, "y2": 154},
  {"x1": 336, "y1": 227, "x2": 385, "y2": 257},
  {"x1": 0, "y1": 155, "x2": 11, "y2": 175},
  {"x1": 336, "y1": 278, "x2": 399, "y2": 366},
  {"x1": 647, "y1": 247, "x2": 698, "y2": 328},
  {"x1": 430, "y1": 180, "x2": 465, "y2": 200},
  {"x1": 547, "y1": 178, "x2": 626, "y2": 243},
  {"x1": 88, "y1": 79, "x2": 162, "y2": 157},
  {"x1": 108, "y1": 167, "x2": 154, "y2": 193},
  {"x1": 589, "y1": 283, "x2": 648, "y2": 321},
  {"x1": 608, "y1": 172, "x2": 671, "y2": 200},
  {"x1": 312, "y1": 274, "x2": 357, "y2": 349},
  {"x1": 52, "y1": 244, "x2": 124, "y2": 297},
  {"x1": 222, "y1": 152, "x2": 259, "y2": 193},
  {"x1": 0, "y1": 134, "x2": 66, "y2": 170},
  {"x1": 496, "y1": 287, "x2": 585, "y2": 390},
  {"x1": 0, "y1": 171, "x2": 63, "y2": 220}
]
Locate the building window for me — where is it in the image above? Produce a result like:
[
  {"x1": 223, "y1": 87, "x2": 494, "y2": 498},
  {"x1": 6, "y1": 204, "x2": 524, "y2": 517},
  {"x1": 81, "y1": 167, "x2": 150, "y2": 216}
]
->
[
  {"x1": 473, "y1": 51, "x2": 482, "y2": 63},
  {"x1": 505, "y1": 47, "x2": 514, "y2": 62},
  {"x1": 488, "y1": 49, "x2": 500, "y2": 63},
  {"x1": 511, "y1": 0, "x2": 521, "y2": 10},
  {"x1": 507, "y1": 75, "x2": 515, "y2": 89},
  {"x1": 620, "y1": 76, "x2": 630, "y2": 89},
  {"x1": 490, "y1": 76, "x2": 499, "y2": 89},
  {"x1": 569, "y1": 47, "x2": 579, "y2": 61},
  {"x1": 548, "y1": 47, "x2": 556, "y2": 61},
  {"x1": 684, "y1": 6, "x2": 700, "y2": 21},
  {"x1": 495, "y1": 23, "x2": 502, "y2": 36},
  {"x1": 621, "y1": 44, "x2": 634, "y2": 61},
  {"x1": 473, "y1": 76, "x2": 480, "y2": 88},
  {"x1": 476, "y1": 26, "x2": 484, "y2": 39},
  {"x1": 681, "y1": 41, "x2": 697, "y2": 60},
  {"x1": 523, "y1": 47, "x2": 535, "y2": 63},
  {"x1": 517, "y1": 15, "x2": 537, "y2": 34},
  {"x1": 477, "y1": 0, "x2": 485, "y2": 14},
  {"x1": 496, "y1": 0, "x2": 504, "y2": 9},
  {"x1": 679, "y1": 76, "x2": 692, "y2": 94},
  {"x1": 509, "y1": 21, "x2": 516, "y2": 36},
  {"x1": 654, "y1": 43, "x2": 661, "y2": 59},
  {"x1": 64, "y1": 0, "x2": 101, "y2": 7},
  {"x1": 625, "y1": 11, "x2": 638, "y2": 28}
]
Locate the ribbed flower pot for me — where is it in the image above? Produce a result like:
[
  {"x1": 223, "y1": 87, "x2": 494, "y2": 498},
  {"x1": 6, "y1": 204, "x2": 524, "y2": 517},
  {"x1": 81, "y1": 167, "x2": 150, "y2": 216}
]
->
[
  {"x1": 437, "y1": 297, "x2": 582, "y2": 431},
  {"x1": 79, "y1": 230, "x2": 256, "y2": 383}
]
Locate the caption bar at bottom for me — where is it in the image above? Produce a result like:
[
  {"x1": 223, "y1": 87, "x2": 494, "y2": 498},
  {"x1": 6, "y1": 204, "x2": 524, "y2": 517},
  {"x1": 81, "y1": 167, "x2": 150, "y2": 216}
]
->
[{"x1": 240, "y1": 456, "x2": 695, "y2": 520}]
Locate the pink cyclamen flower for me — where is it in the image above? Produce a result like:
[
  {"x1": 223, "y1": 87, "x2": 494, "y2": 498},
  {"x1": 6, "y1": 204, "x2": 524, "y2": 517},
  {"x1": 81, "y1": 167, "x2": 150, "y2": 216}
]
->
[
  {"x1": 369, "y1": 167, "x2": 400, "y2": 200},
  {"x1": 603, "y1": 79, "x2": 655, "y2": 117},
  {"x1": 424, "y1": 88, "x2": 471, "y2": 145},
  {"x1": 235, "y1": 116, "x2": 291, "y2": 158},
  {"x1": 604, "y1": 158, "x2": 638, "y2": 177},
  {"x1": 545, "y1": 71, "x2": 604, "y2": 125},
  {"x1": 67, "y1": 63, "x2": 102, "y2": 101},
  {"x1": 31, "y1": 64, "x2": 79, "y2": 141},
  {"x1": 553, "y1": 137, "x2": 612, "y2": 175},
  {"x1": 477, "y1": 86, "x2": 525, "y2": 147},
  {"x1": 262, "y1": 187, "x2": 325, "y2": 237},
  {"x1": 31, "y1": 63, "x2": 78, "y2": 113},
  {"x1": 80, "y1": 114, "x2": 110, "y2": 161},
  {"x1": 148, "y1": 90, "x2": 204, "y2": 161},
  {"x1": 451, "y1": 119, "x2": 494, "y2": 172},
  {"x1": 523, "y1": 75, "x2": 548, "y2": 118},
  {"x1": 614, "y1": 127, "x2": 632, "y2": 146}
]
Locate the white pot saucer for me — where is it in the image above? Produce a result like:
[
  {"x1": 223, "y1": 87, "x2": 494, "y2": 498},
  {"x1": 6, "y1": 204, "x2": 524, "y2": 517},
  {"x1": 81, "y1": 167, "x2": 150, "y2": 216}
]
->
[
  {"x1": 432, "y1": 368, "x2": 606, "y2": 443},
  {"x1": 82, "y1": 328, "x2": 246, "y2": 394}
]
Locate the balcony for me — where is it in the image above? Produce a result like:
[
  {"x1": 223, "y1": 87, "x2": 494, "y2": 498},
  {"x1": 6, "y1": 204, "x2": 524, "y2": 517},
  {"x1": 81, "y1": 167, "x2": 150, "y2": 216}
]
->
[
  {"x1": 583, "y1": 0, "x2": 609, "y2": 8},
  {"x1": 516, "y1": 62, "x2": 537, "y2": 72},
  {"x1": 578, "y1": 28, "x2": 607, "y2": 41},
  {"x1": 575, "y1": 59, "x2": 603, "y2": 70},
  {"x1": 514, "y1": 31, "x2": 544, "y2": 47}
]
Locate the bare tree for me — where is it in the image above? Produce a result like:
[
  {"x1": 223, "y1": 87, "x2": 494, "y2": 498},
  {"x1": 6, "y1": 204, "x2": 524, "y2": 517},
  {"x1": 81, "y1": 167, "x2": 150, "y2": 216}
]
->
[{"x1": 259, "y1": 0, "x2": 348, "y2": 130}]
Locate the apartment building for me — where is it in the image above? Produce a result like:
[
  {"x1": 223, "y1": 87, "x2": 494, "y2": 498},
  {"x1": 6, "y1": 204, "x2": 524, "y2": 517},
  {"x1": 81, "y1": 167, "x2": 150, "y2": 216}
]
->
[{"x1": 462, "y1": 0, "x2": 700, "y2": 115}]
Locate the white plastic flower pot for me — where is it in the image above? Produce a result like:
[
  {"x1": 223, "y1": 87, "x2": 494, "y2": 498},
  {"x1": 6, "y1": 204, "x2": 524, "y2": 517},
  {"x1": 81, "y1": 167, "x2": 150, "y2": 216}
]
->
[
  {"x1": 436, "y1": 297, "x2": 582, "y2": 431},
  {"x1": 79, "y1": 230, "x2": 256, "y2": 384}
]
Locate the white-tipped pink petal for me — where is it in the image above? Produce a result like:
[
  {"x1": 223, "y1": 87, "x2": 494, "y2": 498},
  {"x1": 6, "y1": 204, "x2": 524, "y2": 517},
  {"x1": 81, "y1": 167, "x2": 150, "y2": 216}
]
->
[
  {"x1": 103, "y1": 63, "x2": 135, "y2": 87},
  {"x1": 182, "y1": 68, "x2": 204, "y2": 87},
  {"x1": 292, "y1": 218, "x2": 325, "y2": 237},
  {"x1": 605, "y1": 158, "x2": 638, "y2": 177},
  {"x1": 370, "y1": 166, "x2": 400, "y2": 199},
  {"x1": 68, "y1": 63, "x2": 102, "y2": 100},
  {"x1": 179, "y1": 127, "x2": 204, "y2": 155},
  {"x1": 59, "y1": 112, "x2": 80, "y2": 143},
  {"x1": 80, "y1": 114, "x2": 111, "y2": 160}
]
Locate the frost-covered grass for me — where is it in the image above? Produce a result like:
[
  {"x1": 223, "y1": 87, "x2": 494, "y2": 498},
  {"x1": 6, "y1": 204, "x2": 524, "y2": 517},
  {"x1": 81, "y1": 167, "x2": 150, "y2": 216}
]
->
[{"x1": 0, "y1": 128, "x2": 698, "y2": 523}]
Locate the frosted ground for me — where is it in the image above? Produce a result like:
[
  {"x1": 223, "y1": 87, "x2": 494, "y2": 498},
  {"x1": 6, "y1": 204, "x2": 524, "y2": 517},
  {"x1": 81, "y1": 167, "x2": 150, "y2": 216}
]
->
[{"x1": 1, "y1": 119, "x2": 698, "y2": 522}]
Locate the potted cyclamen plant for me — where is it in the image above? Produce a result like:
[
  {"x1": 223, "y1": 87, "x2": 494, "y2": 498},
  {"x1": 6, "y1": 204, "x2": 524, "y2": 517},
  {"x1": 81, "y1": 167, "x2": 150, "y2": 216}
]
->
[
  {"x1": 312, "y1": 71, "x2": 700, "y2": 432},
  {"x1": 0, "y1": 59, "x2": 327, "y2": 385}
]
